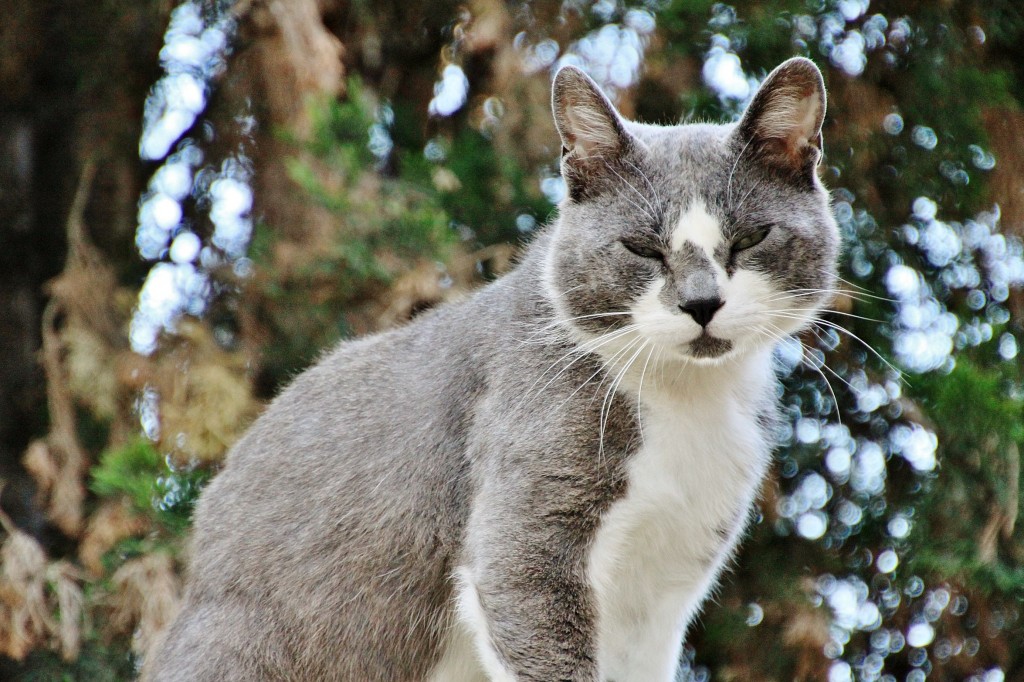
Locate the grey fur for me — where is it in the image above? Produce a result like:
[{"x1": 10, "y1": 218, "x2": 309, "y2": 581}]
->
[{"x1": 145, "y1": 58, "x2": 839, "y2": 681}]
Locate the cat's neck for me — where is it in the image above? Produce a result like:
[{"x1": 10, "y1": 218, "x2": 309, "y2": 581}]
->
[{"x1": 601, "y1": 332, "x2": 771, "y2": 400}]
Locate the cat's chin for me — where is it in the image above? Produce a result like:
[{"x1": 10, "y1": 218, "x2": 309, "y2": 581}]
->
[{"x1": 679, "y1": 334, "x2": 735, "y2": 364}]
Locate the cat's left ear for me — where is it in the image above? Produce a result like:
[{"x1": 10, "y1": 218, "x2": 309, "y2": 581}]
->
[
  {"x1": 552, "y1": 66, "x2": 637, "y2": 200},
  {"x1": 734, "y1": 57, "x2": 826, "y2": 177},
  {"x1": 552, "y1": 66, "x2": 631, "y2": 158}
]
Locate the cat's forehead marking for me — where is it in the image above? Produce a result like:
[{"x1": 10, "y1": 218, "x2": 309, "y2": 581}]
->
[{"x1": 670, "y1": 200, "x2": 722, "y2": 257}]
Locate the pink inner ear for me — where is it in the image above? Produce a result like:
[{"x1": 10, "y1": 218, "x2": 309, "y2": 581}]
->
[
  {"x1": 758, "y1": 89, "x2": 820, "y2": 145},
  {"x1": 786, "y1": 94, "x2": 822, "y2": 149},
  {"x1": 564, "y1": 100, "x2": 621, "y2": 159},
  {"x1": 751, "y1": 84, "x2": 823, "y2": 165}
]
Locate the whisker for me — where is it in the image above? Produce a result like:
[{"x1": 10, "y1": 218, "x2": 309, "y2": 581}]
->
[
  {"x1": 798, "y1": 325, "x2": 863, "y2": 395},
  {"x1": 733, "y1": 178, "x2": 762, "y2": 213},
  {"x1": 727, "y1": 136, "x2": 755, "y2": 206},
  {"x1": 782, "y1": 307, "x2": 888, "y2": 324},
  {"x1": 816, "y1": 267, "x2": 895, "y2": 299},
  {"x1": 576, "y1": 334, "x2": 648, "y2": 465},
  {"x1": 623, "y1": 160, "x2": 664, "y2": 219},
  {"x1": 599, "y1": 338, "x2": 648, "y2": 459},
  {"x1": 613, "y1": 187, "x2": 657, "y2": 223},
  {"x1": 518, "y1": 324, "x2": 642, "y2": 408},
  {"x1": 770, "y1": 313, "x2": 906, "y2": 384},
  {"x1": 757, "y1": 287, "x2": 893, "y2": 306},
  {"x1": 603, "y1": 161, "x2": 660, "y2": 222},
  {"x1": 519, "y1": 311, "x2": 636, "y2": 343},
  {"x1": 754, "y1": 324, "x2": 844, "y2": 426},
  {"x1": 558, "y1": 331, "x2": 647, "y2": 409},
  {"x1": 635, "y1": 343, "x2": 656, "y2": 445}
]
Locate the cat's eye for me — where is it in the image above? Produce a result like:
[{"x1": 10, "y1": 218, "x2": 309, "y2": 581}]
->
[
  {"x1": 732, "y1": 226, "x2": 772, "y2": 252},
  {"x1": 621, "y1": 240, "x2": 664, "y2": 261}
]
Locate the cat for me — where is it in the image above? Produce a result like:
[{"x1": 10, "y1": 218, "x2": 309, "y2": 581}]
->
[{"x1": 144, "y1": 56, "x2": 839, "y2": 682}]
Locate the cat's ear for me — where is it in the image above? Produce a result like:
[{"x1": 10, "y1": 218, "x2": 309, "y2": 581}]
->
[
  {"x1": 735, "y1": 57, "x2": 826, "y2": 177},
  {"x1": 552, "y1": 66, "x2": 635, "y2": 199},
  {"x1": 552, "y1": 66, "x2": 630, "y2": 158}
]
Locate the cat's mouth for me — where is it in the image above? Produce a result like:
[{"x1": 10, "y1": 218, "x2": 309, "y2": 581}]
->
[{"x1": 686, "y1": 333, "x2": 733, "y2": 360}]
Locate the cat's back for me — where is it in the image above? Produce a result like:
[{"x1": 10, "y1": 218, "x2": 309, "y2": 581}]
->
[
  {"x1": 191, "y1": 280, "x2": 503, "y2": 569},
  {"x1": 158, "y1": 283, "x2": 519, "y2": 680}
]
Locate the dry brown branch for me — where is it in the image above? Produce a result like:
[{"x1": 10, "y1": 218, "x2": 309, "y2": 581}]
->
[
  {"x1": 978, "y1": 503, "x2": 1004, "y2": 565},
  {"x1": 22, "y1": 440, "x2": 58, "y2": 499},
  {"x1": 1005, "y1": 441, "x2": 1019, "y2": 539},
  {"x1": 0, "y1": 511, "x2": 52, "y2": 660},
  {"x1": 153, "y1": 320, "x2": 258, "y2": 464},
  {"x1": 40, "y1": 301, "x2": 87, "y2": 538},
  {"x1": 39, "y1": 155, "x2": 140, "y2": 535},
  {"x1": 37, "y1": 159, "x2": 100, "y2": 538},
  {"x1": 245, "y1": 0, "x2": 345, "y2": 135},
  {"x1": 46, "y1": 560, "x2": 84, "y2": 661},
  {"x1": 782, "y1": 607, "x2": 831, "y2": 680},
  {"x1": 106, "y1": 553, "x2": 181, "y2": 657},
  {"x1": 78, "y1": 501, "x2": 149, "y2": 578}
]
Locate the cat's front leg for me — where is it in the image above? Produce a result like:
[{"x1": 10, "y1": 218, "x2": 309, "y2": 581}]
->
[
  {"x1": 453, "y1": 562, "x2": 599, "y2": 682},
  {"x1": 453, "y1": 488, "x2": 602, "y2": 682}
]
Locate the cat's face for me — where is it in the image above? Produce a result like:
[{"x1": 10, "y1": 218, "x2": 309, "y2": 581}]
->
[{"x1": 545, "y1": 58, "x2": 840, "y2": 366}]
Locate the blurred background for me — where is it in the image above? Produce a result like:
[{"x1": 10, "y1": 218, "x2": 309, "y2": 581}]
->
[{"x1": 1, "y1": 0, "x2": 1022, "y2": 679}]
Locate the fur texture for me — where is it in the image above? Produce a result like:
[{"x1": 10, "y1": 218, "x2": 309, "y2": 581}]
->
[{"x1": 145, "y1": 58, "x2": 839, "y2": 681}]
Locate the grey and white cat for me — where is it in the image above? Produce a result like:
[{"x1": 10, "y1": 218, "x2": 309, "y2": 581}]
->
[{"x1": 145, "y1": 57, "x2": 839, "y2": 681}]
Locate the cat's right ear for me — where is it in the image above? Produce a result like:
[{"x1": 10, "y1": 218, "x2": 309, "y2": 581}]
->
[
  {"x1": 734, "y1": 57, "x2": 827, "y2": 182},
  {"x1": 552, "y1": 66, "x2": 634, "y2": 201}
]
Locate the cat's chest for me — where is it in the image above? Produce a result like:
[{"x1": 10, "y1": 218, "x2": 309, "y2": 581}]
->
[
  {"x1": 587, "y1": 385, "x2": 770, "y2": 677},
  {"x1": 599, "y1": 385, "x2": 768, "y2": 544}
]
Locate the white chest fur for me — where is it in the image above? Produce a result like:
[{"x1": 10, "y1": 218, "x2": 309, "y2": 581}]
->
[{"x1": 587, "y1": 362, "x2": 771, "y2": 682}]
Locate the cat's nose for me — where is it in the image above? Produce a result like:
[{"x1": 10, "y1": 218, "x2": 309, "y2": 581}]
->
[{"x1": 679, "y1": 297, "x2": 724, "y2": 327}]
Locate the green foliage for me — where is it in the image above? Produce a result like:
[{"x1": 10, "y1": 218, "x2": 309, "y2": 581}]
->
[
  {"x1": 251, "y1": 78, "x2": 459, "y2": 386},
  {"x1": 407, "y1": 129, "x2": 555, "y2": 246},
  {"x1": 91, "y1": 438, "x2": 211, "y2": 536},
  {"x1": 281, "y1": 79, "x2": 455, "y2": 272},
  {"x1": 7, "y1": 641, "x2": 136, "y2": 682},
  {"x1": 91, "y1": 439, "x2": 163, "y2": 514},
  {"x1": 921, "y1": 361, "x2": 1022, "y2": 451}
]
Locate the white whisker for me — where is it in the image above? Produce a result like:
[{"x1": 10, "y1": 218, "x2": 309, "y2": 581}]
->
[
  {"x1": 727, "y1": 136, "x2": 755, "y2": 206},
  {"x1": 604, "y1": 161, "x2": 660, "y2": 222},
  {"x1": 599, "y1": 338, "x2": 648, "y2": 459},
  {"x1": 757, "y1": 287, "x2": 893, "y2": 306},
  {"x1": 769, "y1": 313, "x2": 905, "y2": 383},
  {"x1": 518, "y1": 324, "x2": 642, "y2": 408},
  {"x1": 733, "y1": 178, "x2": 762, "y2": 213},
  {"x1": 623, "y1": 159, "x2": 664, "y2": 218},
  {"x1": 635, "y1": 343, "x2": 657, "y2": 445},
  {"x1": 782, "y1": 307, "x2": 887, "y2": 324},
  {"x1": 762, "y1": 323, "x2": 847, "y2": 424}
]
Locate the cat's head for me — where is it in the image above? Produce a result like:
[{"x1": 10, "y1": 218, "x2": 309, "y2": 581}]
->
[{"x1": 544, "y1": 57, "x2": 840, "y2": 365}]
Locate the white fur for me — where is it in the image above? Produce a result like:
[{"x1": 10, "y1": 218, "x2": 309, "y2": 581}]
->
[
  {"x1": 670, "y1": 200, "x2": 723, "y2": 258},
  {"x1": 427, "y1": 568, "x2": 517, "y2": 682},
  {"x1": 720, "y1": 268, "x2": 819, "y2": 355},
  {"x1": 628, "y1": 265, "x2": 813, "y2": 364},
  {"x1": 580, "y1": 261, "x2": 805, "y2": 681},
  {"x1": 632, "y1": 275, "x2": 695, "y2": 337},
  {"x1": 426, "y1": 617, "x2": 489, "y2": 682},
  {"x1": 587, "y1": 353, "x2": 773, "y2": 682},
  {"x1": 430, "y1": 352, "x2": 773, "y2": 682}
]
